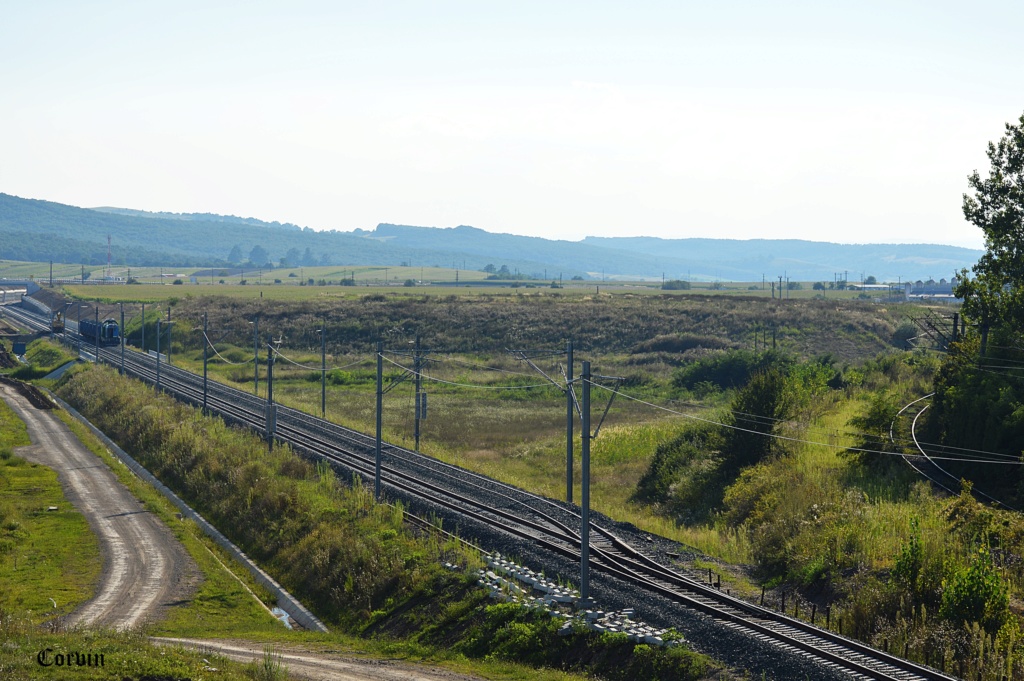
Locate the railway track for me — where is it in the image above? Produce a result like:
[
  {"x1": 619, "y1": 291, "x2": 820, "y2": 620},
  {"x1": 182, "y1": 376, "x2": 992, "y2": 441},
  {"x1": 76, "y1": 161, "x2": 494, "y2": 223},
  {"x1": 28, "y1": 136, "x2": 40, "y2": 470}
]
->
[
  {"x1": 894, "y1": 394, "x2": 1014, "y2": 510},
  {"x1": 0, "y1": 302, "x2": 54, "y2": 333},
  {"x1": 17, "y1": 302, "x2": 955, "y2": 680}
]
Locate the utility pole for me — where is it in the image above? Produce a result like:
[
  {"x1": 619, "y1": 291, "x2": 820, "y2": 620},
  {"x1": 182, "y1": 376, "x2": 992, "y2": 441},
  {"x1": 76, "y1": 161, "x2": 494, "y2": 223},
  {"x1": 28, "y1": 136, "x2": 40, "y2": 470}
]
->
[
  {"x1": 321, "y1": 320, "x2": 327, "y2": 419},
  {"x1": 94, "y1": 306, "x2": 99, "y2": 363},
  {"x1": 49, "y1": 261, "x2": 53, "y2": 287},
  {"x1": 375, "y1": 341, "x2": 383, "y2": 501},
  {"x1": 141, "y1": 303, "x2": 145, "y2": 351},
  {"x1": 581, "y1": 360, "x2": 592, "y2": 600},
  {"x1": 202, "y1": 313, "x2": 209, "y2": 413},
  {"x1": 414, "y1": 336, "x2": 422, "y2": 452},
  {"x1": 566, "y1": 340, "x2": 574, "y2": 505}
]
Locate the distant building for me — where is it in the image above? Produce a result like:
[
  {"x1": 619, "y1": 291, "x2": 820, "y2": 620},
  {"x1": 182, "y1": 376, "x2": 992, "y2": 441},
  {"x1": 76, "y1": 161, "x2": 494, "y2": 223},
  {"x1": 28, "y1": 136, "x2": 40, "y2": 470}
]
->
[{"x1": 904, "y1": 279, "x2": 959, "y2": 303}]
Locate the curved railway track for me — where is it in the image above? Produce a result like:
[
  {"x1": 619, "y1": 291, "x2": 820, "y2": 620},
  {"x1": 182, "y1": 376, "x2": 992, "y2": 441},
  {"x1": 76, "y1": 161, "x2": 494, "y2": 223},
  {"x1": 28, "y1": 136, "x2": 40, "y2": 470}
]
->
[
  {"x1": 893, "y1": 393, "x2": 1015, "y2": 510},
  {"x1": 13, "y1": 303, "x2": 956, "y2": 680}
]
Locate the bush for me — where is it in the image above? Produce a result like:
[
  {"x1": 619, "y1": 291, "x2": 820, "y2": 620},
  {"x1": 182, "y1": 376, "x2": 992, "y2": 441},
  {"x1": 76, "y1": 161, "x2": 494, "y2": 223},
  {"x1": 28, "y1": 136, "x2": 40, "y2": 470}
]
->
[
  {"x1": 892, "y1": 321, "x2": 917, "y2": 349},
  {"x1": 632, "y1": 334, "x2": 734, "y2": 354},
  {"x1": 633, "y1": 422, "x2": 722, "y2": 507},
  {"x1": 940, "y1": 547, "x2": 1009, "y2": 634},
  {"x1": 672, "y1": 349, "x2": 790, "y2": 391}
]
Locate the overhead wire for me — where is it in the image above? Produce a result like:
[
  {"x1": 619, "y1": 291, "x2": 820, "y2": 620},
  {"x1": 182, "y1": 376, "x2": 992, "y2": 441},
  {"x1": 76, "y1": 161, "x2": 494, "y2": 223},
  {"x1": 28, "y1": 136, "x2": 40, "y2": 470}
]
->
[
  {"x1": 270, "y1": 344, "x2": 368, "y2": 372},
  {"x1": 202, "y1": 332, "x2": 254, "y2": 365}
]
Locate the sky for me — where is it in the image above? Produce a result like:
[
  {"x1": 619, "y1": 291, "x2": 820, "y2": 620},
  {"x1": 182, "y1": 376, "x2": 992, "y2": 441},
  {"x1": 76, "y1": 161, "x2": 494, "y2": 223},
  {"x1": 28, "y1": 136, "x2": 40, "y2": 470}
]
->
[{"x1": 2, "y1": 1, "x2": 1022, "y2": 249}]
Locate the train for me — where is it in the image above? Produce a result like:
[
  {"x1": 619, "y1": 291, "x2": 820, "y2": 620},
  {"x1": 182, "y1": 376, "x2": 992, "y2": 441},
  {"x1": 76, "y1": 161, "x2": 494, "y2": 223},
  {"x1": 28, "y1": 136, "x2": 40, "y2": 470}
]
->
[{"x1": 79, "y1": 317, "x2": 121, "y2": 346}]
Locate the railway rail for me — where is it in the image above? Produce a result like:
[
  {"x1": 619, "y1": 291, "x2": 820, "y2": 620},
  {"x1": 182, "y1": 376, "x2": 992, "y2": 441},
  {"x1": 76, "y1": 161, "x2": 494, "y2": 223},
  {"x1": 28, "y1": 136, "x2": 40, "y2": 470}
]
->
[
  {"x1": 894, "y1": 394, "x2": 1015, "y2": 510},
  {"x1": 11, "y1": 302, "x2": 956, "y2": 680}
]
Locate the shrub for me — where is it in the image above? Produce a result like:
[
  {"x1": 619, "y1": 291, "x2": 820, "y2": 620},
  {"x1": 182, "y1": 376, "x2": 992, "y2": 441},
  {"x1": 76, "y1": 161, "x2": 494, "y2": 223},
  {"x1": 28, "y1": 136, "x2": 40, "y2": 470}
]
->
[
  {"x1": 672, "y1": 349, "x2": 790, "y2": 391},
  {"x1": 940, "y1": 547, "x2": 1009, "y2": 634}
]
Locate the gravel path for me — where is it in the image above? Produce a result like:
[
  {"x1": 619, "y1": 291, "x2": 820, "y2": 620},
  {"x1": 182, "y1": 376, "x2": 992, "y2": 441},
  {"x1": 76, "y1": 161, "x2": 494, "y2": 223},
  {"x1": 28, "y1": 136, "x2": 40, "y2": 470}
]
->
[{"x1": 1, "y1": 383, "x2": 199, "y2": 629}]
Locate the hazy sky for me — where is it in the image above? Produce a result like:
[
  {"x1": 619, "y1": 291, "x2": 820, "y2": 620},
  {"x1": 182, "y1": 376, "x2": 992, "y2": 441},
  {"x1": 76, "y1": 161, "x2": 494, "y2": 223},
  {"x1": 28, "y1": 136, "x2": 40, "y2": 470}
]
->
[{"x1": 3, "y1": 1, "x2": 1021, "y2": 248}]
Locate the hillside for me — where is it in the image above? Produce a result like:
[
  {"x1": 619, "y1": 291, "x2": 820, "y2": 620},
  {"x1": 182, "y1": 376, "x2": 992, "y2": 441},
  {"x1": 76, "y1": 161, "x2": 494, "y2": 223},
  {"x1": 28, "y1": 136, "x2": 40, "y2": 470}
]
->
[{"x1": 0, "y1": 192, "x2": 983, "y2": 281}]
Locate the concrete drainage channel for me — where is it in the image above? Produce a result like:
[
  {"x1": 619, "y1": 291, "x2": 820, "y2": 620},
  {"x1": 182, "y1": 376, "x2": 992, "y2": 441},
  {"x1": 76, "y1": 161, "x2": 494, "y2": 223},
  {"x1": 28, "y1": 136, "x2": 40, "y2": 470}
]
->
[{"x1": 477, "y1": 553, "x2": 681, "y2": 647}]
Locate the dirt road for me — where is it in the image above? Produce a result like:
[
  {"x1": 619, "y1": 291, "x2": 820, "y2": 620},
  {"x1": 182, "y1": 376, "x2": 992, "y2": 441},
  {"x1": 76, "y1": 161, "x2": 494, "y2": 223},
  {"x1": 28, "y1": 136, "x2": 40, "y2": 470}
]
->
[
  {"x1": 154, "y1": 638, "x2": 486, "y2": 681},
  {"x1": 1, "y1": 383, "x2": 198, "y2": 629}
]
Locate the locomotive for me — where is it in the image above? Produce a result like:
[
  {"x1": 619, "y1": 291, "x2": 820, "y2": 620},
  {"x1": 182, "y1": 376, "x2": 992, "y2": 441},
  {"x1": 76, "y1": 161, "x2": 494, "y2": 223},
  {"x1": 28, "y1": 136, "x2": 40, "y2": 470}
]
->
[{"x1": 79, "y1": 317, "x2": 121, "y2": 347}]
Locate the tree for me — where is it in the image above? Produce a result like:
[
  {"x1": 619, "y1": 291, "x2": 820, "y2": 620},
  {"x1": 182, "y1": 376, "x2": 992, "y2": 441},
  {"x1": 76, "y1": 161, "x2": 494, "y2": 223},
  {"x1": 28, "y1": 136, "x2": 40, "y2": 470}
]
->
[
  {"x1": 957, "y1": 111, "x2": 1024, "y2": 328},
  {"x1": 719, "y1": 368, "x2": 795, "y2": 473},
  {"x1": 248, "y1": 244, "x2": 270, "y2": 266},
  {"x1": 864, "y1": 275, "x2": 877, "y2": 285},
  {"x1": 227, "y1": 244, "x2": 243, "y2": 264}
]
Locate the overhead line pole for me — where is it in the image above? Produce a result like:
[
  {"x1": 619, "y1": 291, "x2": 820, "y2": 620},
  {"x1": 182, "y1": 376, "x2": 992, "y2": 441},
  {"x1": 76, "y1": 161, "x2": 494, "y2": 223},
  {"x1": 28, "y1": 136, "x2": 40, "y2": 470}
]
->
[
  {"x1": 266, "y1": 341, "x2": 277, "y2": 449},
  {"x1": 167, "y1": 307, "x2": 172, "y2": 364},
  {"x1": 566, "y1": 340, "x2": 574, "y2": 505},
  {"x1": 253, "y1": 314, "x2": 260, "y2": 396},
  {"x1": 120, "y1": 304, "x2": 124, "y2": 375},
  {"x1": 203, "y1": 313, "x2": 209, "y2": 413},
  {"x1": 581, "y1": 360, "x2": 591, "y2": 600},
  {"x1": 375, "y1": 341, "x2": 383, "y2": 501},
  {"x1": 321, "y1": 320, "x2": 326, "y2": 419},
  {"x1": 156, "y1": 319, "x2": 162, "y2": 390},
  {"x1": 414, "y1": 335, "x2": 422, "y2": 452}
]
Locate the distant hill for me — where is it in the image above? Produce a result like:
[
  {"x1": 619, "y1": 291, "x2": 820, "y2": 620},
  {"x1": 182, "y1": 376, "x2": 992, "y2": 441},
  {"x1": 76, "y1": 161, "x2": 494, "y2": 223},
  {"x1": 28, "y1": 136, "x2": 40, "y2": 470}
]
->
[
  {"x1": 90, "y1": 207, "x2": 303, "y2": 231},
  {"x1": 582, "y1": 236, "x2": 982, "y2": 283},
  {"x1": 0, "y1": 193, "x2": 982, "y2": 281}
]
